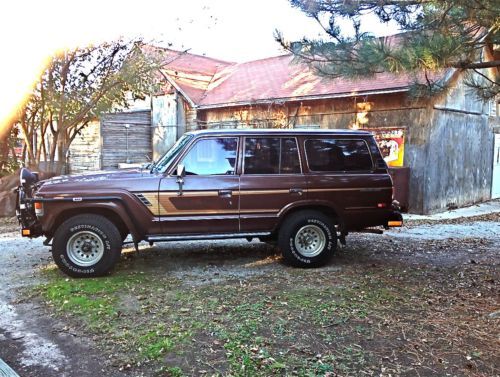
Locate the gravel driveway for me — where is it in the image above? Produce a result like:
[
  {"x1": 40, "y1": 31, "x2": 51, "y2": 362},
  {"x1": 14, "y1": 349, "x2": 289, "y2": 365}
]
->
[
  {"x1": 0, "y1": 211, "x2": 498, "y2": 376},
  {"x1": 0, "y1": 220, "x2": 127, "y2": 377}
]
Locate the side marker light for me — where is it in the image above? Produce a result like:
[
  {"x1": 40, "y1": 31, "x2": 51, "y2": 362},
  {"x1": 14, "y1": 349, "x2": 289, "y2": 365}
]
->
[{"x1": 388, "y1": 221, "x2": 403, "y2": 227}]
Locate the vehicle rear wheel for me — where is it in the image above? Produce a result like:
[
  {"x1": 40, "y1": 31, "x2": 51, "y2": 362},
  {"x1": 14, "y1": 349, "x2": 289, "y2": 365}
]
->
[
  {"x1": 52, "y1": 214, "x2": 122, "y2": 278},
  {"x1": 278, "y1": 210, "x2": 337, "y2": 267}
]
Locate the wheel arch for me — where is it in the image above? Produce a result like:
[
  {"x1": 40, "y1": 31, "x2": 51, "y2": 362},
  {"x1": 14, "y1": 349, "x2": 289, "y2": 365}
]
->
[
  {"x1": 275, "y1": 203, "x2": 344, "y2": 234},
  {"x1": 47, "y1": 206, "x2": 139, "y2": 241}
]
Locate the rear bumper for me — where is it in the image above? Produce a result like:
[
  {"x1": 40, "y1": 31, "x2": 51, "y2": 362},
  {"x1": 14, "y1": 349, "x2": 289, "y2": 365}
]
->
[
  {"x1": 386, "y1": 210, "x2": 403, "y2": 228},
  {"x1": 343, "y1": 208, "x2": 403, "y2": 231}
]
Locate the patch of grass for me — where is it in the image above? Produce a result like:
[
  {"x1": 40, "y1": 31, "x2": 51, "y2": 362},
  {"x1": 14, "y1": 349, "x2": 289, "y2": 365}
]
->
[
  {"x1": 32, "y1": 269, "x2": 396, "y2": 375},
  {"x1": 39, "y1": 267, "x2": 148, "y2": 299},
  {"x1": 155, "y1": 366, "x2": 185, "y2": 377},
  {"x1": 273, "y1": 282, "x2": 400, "y2": 327},
  {"x1": 137, "y1": 324, "x2": 193, "y2": 360},
  {"x1": 29, "y1": 260, "x2": 499, "y2": 376},
  {"x1": 164, "y1": 366, "x2": 184, "y2": 377},
  {"x1": 36, "y1": 269, "x2": 149, "y2": 328}
]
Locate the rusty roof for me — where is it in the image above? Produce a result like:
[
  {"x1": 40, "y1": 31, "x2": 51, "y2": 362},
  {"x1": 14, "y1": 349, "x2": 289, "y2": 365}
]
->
[
  {"x1": 158, "y1": 47, "x2": 442, "y2": 108},
  {"x1": 158, "y1": 49, "x2": 233, "y2": 104}
]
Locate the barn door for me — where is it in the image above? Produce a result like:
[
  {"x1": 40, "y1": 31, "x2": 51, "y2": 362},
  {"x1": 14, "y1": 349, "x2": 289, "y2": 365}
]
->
[{"x1": 493, "y1": 134, "x2": 500, "y2": 199}]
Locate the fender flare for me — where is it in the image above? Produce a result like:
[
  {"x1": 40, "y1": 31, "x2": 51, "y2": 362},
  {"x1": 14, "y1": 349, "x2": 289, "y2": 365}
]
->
[
  {"x1": 36, "y1": 196, "x2": 144, "y2": 241},
  {"x1": 275, "y1": 200, "x2": 345, "y2": 232}
]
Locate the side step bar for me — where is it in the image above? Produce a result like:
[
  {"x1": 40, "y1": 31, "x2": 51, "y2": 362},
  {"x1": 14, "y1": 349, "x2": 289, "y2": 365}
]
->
[
  {"x1": 354, "y1": 228, "x2": 384, "y2": 235},
  {"x1": 146, "y1": 232, "x2": 272, "y2": 243}
]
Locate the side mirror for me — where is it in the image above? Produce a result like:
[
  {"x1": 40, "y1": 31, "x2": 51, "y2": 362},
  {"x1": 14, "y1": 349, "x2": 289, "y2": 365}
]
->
[{"x1": 176, "y1": 164, "x2": 186, "y2": 178}]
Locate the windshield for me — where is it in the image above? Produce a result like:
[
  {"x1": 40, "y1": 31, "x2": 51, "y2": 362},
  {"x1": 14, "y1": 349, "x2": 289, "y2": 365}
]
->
[{"x1": 152, "y1": 134, "x2": 194, "y2": 173}]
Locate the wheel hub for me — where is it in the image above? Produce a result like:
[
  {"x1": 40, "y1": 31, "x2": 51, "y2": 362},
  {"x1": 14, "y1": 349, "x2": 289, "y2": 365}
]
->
[
  {"x1": 66, "y1": 231, "x2": 105, "y2": 267},
  {"x1": 294, "y1": 224, "x2": 327, "y2": 257},
  {"x1": 81, "y1": 241, "x2": 93, "y2": 253}
]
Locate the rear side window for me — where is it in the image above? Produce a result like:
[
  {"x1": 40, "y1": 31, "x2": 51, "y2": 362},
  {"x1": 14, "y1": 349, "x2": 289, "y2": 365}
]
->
[
  {"x1": 244, "y1": 137, "x2": 301, "y2": 175},
  {"x1": 305, "y1": 139, "x2": 373, "y2": 172}
]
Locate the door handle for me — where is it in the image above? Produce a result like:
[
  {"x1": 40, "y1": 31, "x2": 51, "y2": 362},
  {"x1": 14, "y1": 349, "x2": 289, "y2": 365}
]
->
[
  {"x1": 218, "y1": 190, "x2": 232, "y2": 198},
  {"x1": 289, "y1": 188, "x2": 303, "y2": 195}
]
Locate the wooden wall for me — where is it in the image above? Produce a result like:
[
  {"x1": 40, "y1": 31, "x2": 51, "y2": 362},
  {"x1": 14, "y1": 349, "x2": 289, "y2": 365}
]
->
[
  {"x1": 197, "y1": 93, "x2": 429, "y2": 130},
  {"x1": 100, "y1": 110, "x2": 152, "y2": 170},
  {"x1": 68, "y1": 121, "x2": 101, "y2": 173}
]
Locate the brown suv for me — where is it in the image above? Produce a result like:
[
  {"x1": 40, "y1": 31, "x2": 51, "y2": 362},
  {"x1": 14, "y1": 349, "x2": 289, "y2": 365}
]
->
[{"x1": 17, "y1": 129, "x2": 402, "y2": 277}]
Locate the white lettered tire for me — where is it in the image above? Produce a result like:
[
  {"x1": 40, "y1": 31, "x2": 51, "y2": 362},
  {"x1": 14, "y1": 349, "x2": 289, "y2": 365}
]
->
[
  {"x1": 52, "y1": 214, "x2": 122, "y2": 277},
  {"x1": 278, "y1": 210, "x2": 337, "y2": 267}
]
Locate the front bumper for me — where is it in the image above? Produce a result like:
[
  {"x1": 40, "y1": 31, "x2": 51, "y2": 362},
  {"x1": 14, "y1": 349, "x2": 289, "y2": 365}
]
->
[{"x1": 16, "y1": 186, "x2": 42, "y2": 237}]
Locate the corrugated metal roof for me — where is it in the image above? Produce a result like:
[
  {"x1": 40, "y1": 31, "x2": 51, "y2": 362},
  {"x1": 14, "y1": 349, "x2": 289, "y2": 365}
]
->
[
  {"x1": 159, "y1": 49, "x2": 233, "y2": 104},
  {"x1": 157, "y1": 48, "x2": 442, "y2": 107}
]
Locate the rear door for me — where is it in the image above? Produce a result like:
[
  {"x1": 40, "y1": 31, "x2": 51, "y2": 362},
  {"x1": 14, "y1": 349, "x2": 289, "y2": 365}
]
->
[
  {"x1": 239, "y1": 136, "x2": 306, "y2": 232},
  {"x1": 304, "y1": 136, "x2": 392, "y2": 217}
]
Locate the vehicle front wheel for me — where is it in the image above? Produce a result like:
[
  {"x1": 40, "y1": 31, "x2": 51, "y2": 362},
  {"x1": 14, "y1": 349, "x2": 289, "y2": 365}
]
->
[
  {"x1": 52, "y1": 214, "x2": 122, "y2": 278},
  {"x1": 278, "y1": 211, "x2": 337, "y2": 267}
]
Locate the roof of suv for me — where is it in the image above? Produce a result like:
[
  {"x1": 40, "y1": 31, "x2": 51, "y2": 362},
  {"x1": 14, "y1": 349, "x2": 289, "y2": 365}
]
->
[{"x1": 186, "y1": 129, "x2": 373, "y2": 136}]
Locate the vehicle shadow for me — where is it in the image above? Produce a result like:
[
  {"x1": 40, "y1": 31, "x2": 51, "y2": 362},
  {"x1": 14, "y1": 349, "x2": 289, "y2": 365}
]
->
[
  {"x1": 113, "y1": 232, "x2": 500, "y2": 281},
  {"x1": 117, "y1": 239, "x2": 284, "y2": 282},
  {"x1": 114, "y1": 237, "x2": 378, "y2": 282}
]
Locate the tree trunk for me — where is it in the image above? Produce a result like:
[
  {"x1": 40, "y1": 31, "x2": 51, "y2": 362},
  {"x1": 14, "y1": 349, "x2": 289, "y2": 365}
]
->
[
  {"x1": 49, "y1": 131, "x2": 58, "y2": 173},
  {"x1": 55, "y1": 134, "x2": 69, "y2": 175},
  {"x1": 20, "y1": 121, "x2": 35, "y2": 167}
]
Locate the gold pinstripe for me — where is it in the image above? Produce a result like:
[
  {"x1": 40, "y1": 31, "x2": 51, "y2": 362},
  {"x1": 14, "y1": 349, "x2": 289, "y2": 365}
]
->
[{"x1": 137, "y1": 186, "x2": 390, "y2": 216}]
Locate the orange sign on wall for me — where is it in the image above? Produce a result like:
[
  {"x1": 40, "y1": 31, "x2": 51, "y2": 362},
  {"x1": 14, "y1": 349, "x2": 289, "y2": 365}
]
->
[{"x1": 366, "y1": 128, "x2": 405, "y2": 167}]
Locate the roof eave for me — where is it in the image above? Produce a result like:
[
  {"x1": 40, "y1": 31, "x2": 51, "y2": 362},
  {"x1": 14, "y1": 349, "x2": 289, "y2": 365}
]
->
[
  {"x1": 160, "y1": 74, "x2": 198, "y2": 108},
  {"x1": 197, "y1": 87, "x2": 410, "y2": 110}
]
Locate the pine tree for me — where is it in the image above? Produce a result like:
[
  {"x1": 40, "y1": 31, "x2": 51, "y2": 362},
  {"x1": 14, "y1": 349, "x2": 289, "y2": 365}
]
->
[{"x1": 277, "y1": 0, "x2": 499, "y2": 98}]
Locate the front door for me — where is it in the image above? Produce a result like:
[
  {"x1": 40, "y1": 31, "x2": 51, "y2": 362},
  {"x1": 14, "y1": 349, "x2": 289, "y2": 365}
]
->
[
  {"x1": 493, "y1": 134, "x2": 500, "y2": 199},
  {"x1": 239, "y1": 136, "x2": 306, "y2": 232},
  {"x1": 158, "y1": 137, "x2": 240, "y2": 235}
]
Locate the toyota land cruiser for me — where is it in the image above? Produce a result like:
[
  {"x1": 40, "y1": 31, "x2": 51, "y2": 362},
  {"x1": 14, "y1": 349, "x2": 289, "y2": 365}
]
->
[{"x1": 16, "y1": 129, "x2": 402, "y2": 277}]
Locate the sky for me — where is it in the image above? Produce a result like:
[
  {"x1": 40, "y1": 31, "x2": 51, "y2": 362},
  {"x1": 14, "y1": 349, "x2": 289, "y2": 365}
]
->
[{"x1": 0, "y1": 0, "x2": 400, "y2": 138}]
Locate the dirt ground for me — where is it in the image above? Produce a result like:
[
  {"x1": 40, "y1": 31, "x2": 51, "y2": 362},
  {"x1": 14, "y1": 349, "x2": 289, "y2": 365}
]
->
[{"x1": 0, "y1": 213, "x2": 499, "y2": 376}]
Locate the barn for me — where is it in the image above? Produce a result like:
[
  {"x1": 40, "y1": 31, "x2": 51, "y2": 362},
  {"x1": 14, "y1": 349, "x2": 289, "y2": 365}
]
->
[{"x1": 69, "y1": 48, "x2": 500, "y2": 215}]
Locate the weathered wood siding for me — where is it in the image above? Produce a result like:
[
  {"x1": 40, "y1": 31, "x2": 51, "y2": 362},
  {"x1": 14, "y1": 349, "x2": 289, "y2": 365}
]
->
[
  {"x1": 152, "y1": 94, "x2": 178, "y2": 160},
  {"x1": 197, "y1": 94, "x2": 428, "y2": 130},
  {"x1": 197, "y1": 94, "x2": 435, "y2": 214},
  {"x1": 420, "y1": 74, "x2": 498, "y2": 213},
  {"x1": 198, "y1": 89, "x2": 497, "y2": 214},
  {"x1": 68, "y1": 121, "x2": 101, "y2": 173},
  {"x1": 100, "y1": 110, "x2": 152, "y2": 170},
  {"x1": 151, "y1": 94, "x2": 191, "y2": 160}
]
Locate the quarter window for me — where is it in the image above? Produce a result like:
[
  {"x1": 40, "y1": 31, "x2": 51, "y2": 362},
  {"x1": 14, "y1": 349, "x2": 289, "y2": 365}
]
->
[
  {"x1": 305, "y1": 139, "x2": 373, "y2": 172},
  {"x1": 180, "y1": 138, "x2": 238, "y2": 175},
  {"x1": 244, "y1": 138, "x2": 301, "y2": 175}
]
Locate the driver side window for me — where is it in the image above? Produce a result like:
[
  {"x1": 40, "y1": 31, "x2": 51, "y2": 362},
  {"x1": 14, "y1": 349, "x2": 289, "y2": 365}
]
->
[{"x1": 180, "y1": 138, "x2": 238, "y2": 175}]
